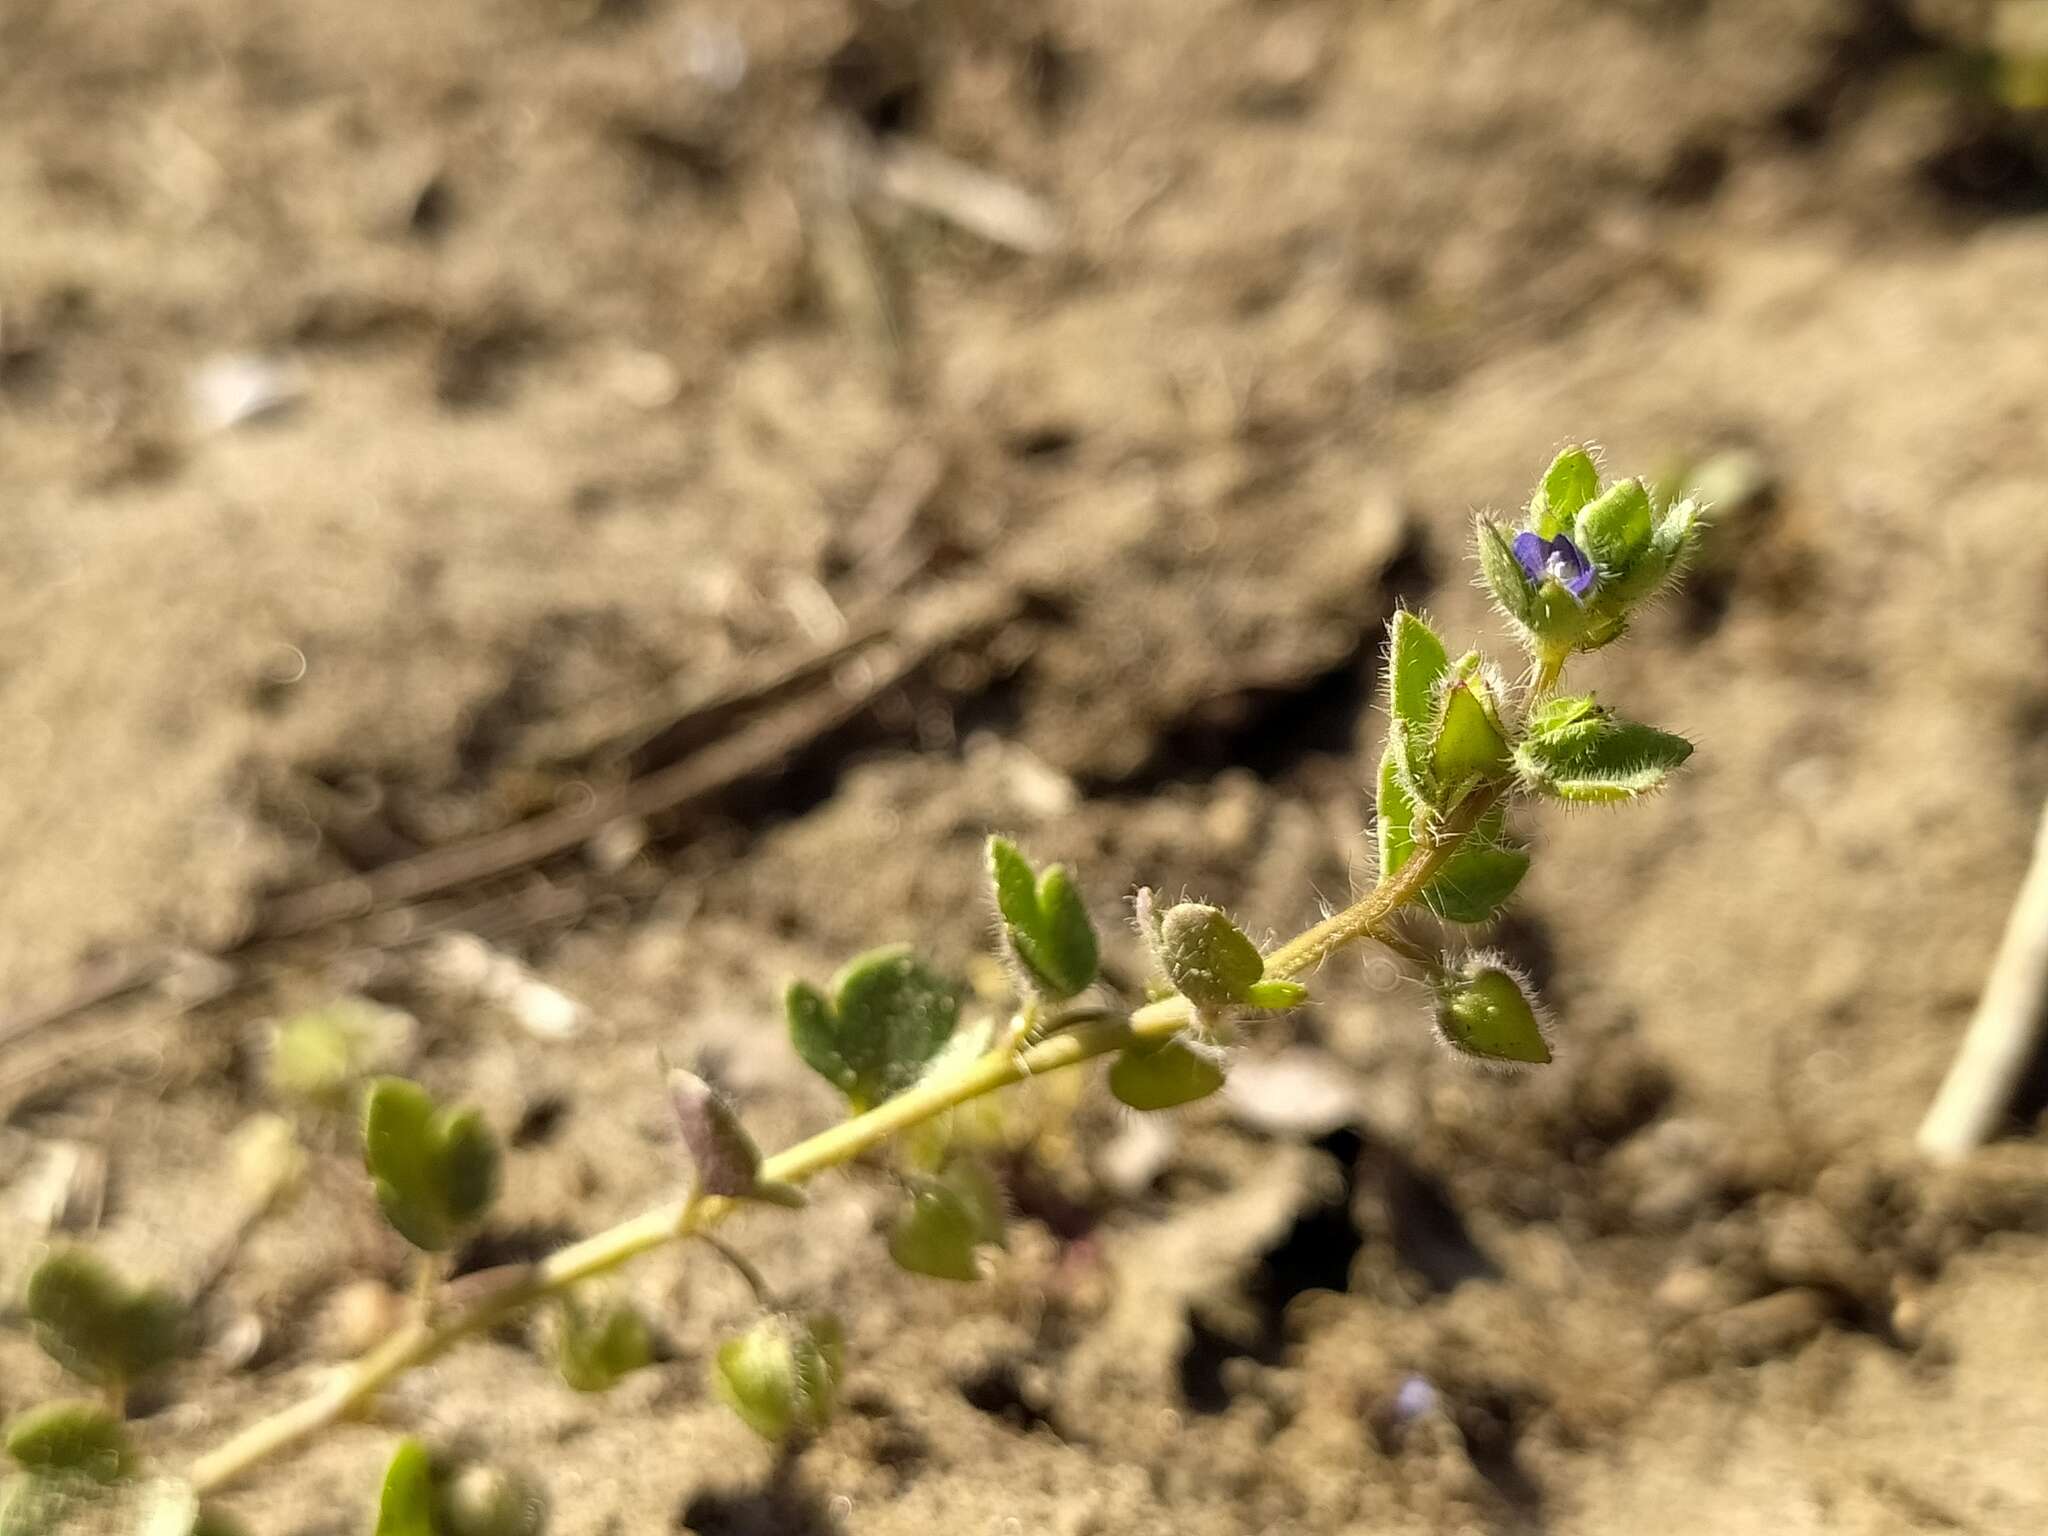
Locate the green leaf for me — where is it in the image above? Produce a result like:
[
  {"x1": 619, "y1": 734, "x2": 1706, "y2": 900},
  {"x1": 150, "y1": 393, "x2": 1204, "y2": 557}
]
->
[
  {"x1": 1572, "y1": 477, "x2": 1654, "y2": 573},
  {"x1": 557, "y1": 1296, "x2": 653, "y2": 1394},
  {"x1": 1419, "y1": 837, "x2": 1529, "y2": 925},
  {"x1": 1377, "y1": 751, "x2": 1528, "y2": 923},
  {"x1": 1376, "y1": 746, "x2": 1418, "y2": 884},
  {"x1": 1109, "y1": 1038, "x2": 1226, "y2": 1111},
  {"x1": 1244, "y1": 979, "x2": 1308, "y2": 1011},
  {"x1": 362, "y1": 1079, "x2": 502, "y2": 1253},
  {"x1": 1429, "y1": 664, "x2": 1511, "y2": 794},
  {"x1": 1514, "y1": 696, "x2": 1694, "y2": 803},
  {"x1": 986, "y1": 837, "x2": 1099, "y2": 1000},
  {"x1": 786, "y1": 947, "x2": 960, "y2": 1111},
  {"x1": 24, "y1": 1250, "x2": 183, "y2": 1390},
  {"x1": 712, "y1": 1314, "x2": 844, "y2": 1444},
  {"x1": 1384, "y1": 610, "x2": 1450, "y2": 798},
  {"x1": 1475, "y1": 519, "x2": 1538, "y2": 629},
  {"x1": 373, "y1": 1441, "x2": 438, "y2": 1536},
  {"x1": 888, "y1": 1157, "x2": 1006, "y2": 1282},
  {"x1": 4, "y1": 1405, "x2": 132, "y2": 1485},
  {"x1": 1435, "y1": 964, "x2": 1551, "y2": 1066},
  {"x1": 1530, "y1": 446, "x2": 1601, "y2": 537},
  {"x1": 1151, "y1": 904, "x2": 1265, "y2": 1012}
]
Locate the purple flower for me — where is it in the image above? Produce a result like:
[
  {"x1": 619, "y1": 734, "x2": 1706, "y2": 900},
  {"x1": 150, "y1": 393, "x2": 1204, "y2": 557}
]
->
[{"x1": 1512, "y1": 531, "x2": 1597, "y2": 600}]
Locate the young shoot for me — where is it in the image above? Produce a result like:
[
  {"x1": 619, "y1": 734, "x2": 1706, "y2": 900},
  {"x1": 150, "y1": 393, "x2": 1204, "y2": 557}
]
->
[{"x1": 5, "y1": 446, "x2": 1702, "y2": 1532}]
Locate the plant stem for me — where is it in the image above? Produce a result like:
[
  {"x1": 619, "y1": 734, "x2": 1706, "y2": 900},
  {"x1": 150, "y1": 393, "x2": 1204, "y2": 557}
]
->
[
  {"x1": 188, "y1": 789, "x2": 1501, "y2": 1495},
  {"x1": 1261, "y1": 786, "x2": 1501, "y2": 981},
  {"x1": 697, "y1": 1233, "x2": 776, "y2": 1309}
]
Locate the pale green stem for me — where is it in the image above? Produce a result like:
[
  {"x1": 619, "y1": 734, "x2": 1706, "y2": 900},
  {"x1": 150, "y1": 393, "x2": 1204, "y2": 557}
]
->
[
  {"x1": 697, "y1": 1232, "x2": 776, "y2": 1309},
  {"x1": 188, "y1": 790, "x2": 1501, "y2": 1495},
  {"x1": 1261, "y1": 786, "x2": 1501, "y2": 981}
]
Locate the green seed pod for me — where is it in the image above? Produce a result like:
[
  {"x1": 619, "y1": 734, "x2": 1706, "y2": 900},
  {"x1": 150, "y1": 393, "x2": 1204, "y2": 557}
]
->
[
  {"x1": 1152, "y1": 904, "x2": 1264, "y2": 1013},
  {"x1": 1434, "y1": 957, "x2": 1552, "y2": 1067},
  {"x1": 712, "y1": 1313, "x2": 844, "y2": 1444},
  {"x1": 438, "y1": 1464, "x2": 547, "y2": 1536}
]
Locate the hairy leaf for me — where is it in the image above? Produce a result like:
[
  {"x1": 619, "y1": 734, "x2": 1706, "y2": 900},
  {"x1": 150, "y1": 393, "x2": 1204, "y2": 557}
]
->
[
  {"x1": 1530, "y1": 445, "x2": 1601, "y2": 537},
  {"x1": 24, "y1": 1251, "x2": 182, "y2": 1390},
  {"x1": 1377, "y1": 750, "x2": 1529, "y2": 923},
  {"x1": 786, "y1": 947, "x2": 960, "y2": 1111},
  {"x1": 1515, "y1": 697, "x2": 1694, "y2": 803},
  {"x1": 986, "y1": 836, "x2": 1098, "y2": 1000}
]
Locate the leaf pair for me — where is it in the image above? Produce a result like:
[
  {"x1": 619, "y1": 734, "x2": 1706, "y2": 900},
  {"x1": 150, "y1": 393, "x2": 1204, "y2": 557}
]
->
[
  {"x1": 987, "y1": 837, "x2": 1098, "y2": 1001},
  {"x1": 362, "y1": 1079, "x2": 501, "y2": 1253},
  {"x1": 786, "y1": 947, "x2": 960, "y2": 1112},
  {"x1": 24, "y1": 1250, "x2": 183, "y2": 1391}
]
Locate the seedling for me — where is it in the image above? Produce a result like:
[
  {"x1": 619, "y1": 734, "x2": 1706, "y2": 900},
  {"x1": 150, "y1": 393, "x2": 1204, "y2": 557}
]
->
[{"x1": 6, "y1": 447, "x2": 1701, "y2": 1530}]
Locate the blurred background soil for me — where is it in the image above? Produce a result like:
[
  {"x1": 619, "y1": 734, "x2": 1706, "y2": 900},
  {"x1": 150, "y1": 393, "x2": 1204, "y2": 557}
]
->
[{"x1": 4, "y1": 0, "x2": 2048, "y2": 1531}]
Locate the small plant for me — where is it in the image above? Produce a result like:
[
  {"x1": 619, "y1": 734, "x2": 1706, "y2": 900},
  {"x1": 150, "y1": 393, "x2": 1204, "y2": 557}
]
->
[{"x1": 5, "y1": 447, "x2": 1700, "y2": 1530}]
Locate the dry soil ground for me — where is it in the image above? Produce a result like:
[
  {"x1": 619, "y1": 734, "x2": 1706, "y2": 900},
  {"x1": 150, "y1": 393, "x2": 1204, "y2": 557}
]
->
[{"x1": 3, "y1": 1, "x2": 2048, "y2": 1532}]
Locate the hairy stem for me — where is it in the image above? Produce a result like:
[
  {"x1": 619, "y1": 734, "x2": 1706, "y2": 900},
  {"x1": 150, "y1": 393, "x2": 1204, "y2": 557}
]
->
[
  {"x1": 189, "y1": 788, "x2": 1503, "y2": 1494},
  {"x1": 1262, "y1": 786, "x2": 1502, "y2": 981}
]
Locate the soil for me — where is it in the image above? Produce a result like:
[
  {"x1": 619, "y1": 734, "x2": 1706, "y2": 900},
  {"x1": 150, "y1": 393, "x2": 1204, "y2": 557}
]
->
[{"x1": 4, "y1": 0, "x2": 2048, "y2": 1532}]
